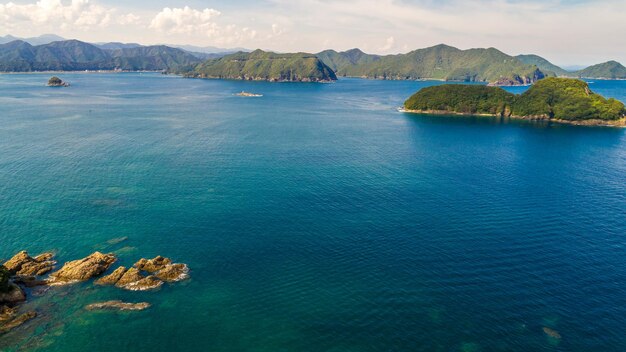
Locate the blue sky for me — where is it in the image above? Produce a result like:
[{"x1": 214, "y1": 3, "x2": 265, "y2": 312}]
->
[{"x1": 0, "y1": 0, "x2": 624, "y2": 65}]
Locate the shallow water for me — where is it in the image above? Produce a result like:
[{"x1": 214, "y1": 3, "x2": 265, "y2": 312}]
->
[{"x1": 0, "y1": 74, "x2": 625, "y2": 351}]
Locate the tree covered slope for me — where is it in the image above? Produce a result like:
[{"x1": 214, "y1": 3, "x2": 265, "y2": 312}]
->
[
  {"x1": 317, "y1": 44, "x2": 548, "y2": 85},
  {"x1": 403, "y1": 78, "x2": 625, "y2": 121},
  {"x1": 187, "y1": 49, "x2": 337, "y2": 82}
]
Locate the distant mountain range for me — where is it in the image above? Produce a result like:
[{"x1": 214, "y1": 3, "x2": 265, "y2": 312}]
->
[
  {"x1": 317, "y1": 45, "x2": 546, "y2": 85},
  {"x1": 316, "y1": 45, "x2": 626, "y2": 83},
  {"x1": 0, "y1": 40, "x2": 201, "y2": 71},
  {"x1": 0, "y1": 34, "x2": 246, "y2": 59},
  {"x1": 0, "y1": 35, "x2": 624, "y2": 83},
  {"x1": 0, "y1": 34, "x2": 65, "y2": 46}
]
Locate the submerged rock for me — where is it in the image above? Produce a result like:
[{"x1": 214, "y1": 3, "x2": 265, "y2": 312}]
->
[
  {"x1": 543, "y1": 327, "x2": 562, "y2": 339},
  {"x1": 13, "y1": 276, "x2": 48, "y2": 288},
  {"x1": 0, "y1": 283, "x2": 26, "y2": 304},
  {"x1": 48, "y1": 252, "x2": 116, "y2": 284},
  {"x1": 3, "y1": 251, "x2": 56, "y2": 276},
  {"x1": 0, "y1": 310, "x2": 37, "y2": 333},
  {"x1": 106, "y1": 237, "x2": 128, "y2": 246},
  {"x1": 0, "y1": 305, "x2": 15, "y2": 322},
  {"x1": 124, "y1": 276, "x2": 163, "y2": 291},
  {"x1": 94, "y1": 266, "x2": 127, "y2": 285},
  {"x1": 155, "y1": 263, "x2": 189, "y2": 282},
  {"x1": 134, "y1": 256, "x2": 171, "y2": 273},
  {"x1": 85, "y1": 300, "x2": 150, "y2": 311},
  {"x1": 0, "y1": 266, "x2": 9, "y2": 293}
]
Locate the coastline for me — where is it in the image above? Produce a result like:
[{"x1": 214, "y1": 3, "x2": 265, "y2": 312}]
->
[
  {"x1": 0, "y1": 70, "x2": 163, "y2": 75},
  {"x1": 183, "y1": 74, "x2": 335, "y2": 83},
  {"x1": 399, "y1": 108, "x2": 626, "y2": 127}
]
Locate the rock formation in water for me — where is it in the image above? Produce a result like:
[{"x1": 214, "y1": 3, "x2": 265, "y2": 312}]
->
[
  {"x1": 135, "y1": 256, "x2": 189, "y2": 282},
  {"x1": 155, "y1": 263, "x2": 189, "y2": 282},
  {"x1": 94, "y1": 266, "x2": 127, "y2": 285},
  {"x1": 1, "y1": 249, "x2": 188, "y2": 336},
  {"x1": 4, "y1": 251, "x2": 56, "y2": 276},
  {"x1": 85, "y1": 300, "x2": 150, "y2": 311},
  {"x1": 134, "y1": 256, "x2": 171, "y2": 272},
  {"x1": 48, "y1": 252, "x2": 116, "y2": 284},
  {"x1": 47, "y1": 76, "x2": 69, "y2": 87}
]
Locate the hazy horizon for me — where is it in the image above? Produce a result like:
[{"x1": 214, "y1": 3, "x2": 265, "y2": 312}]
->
[{"x1": 0, "y1": 0, "x2": 624, "y2": 66}]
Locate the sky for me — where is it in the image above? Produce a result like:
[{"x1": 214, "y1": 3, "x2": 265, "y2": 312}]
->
[{"x1": 0, "y1": 0, "x2": 624, "y2": 66}]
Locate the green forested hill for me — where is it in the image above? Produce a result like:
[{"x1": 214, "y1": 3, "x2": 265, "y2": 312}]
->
[
  {"x1": 403, "y1": 78, "x2": 625, "y2": 121},
  {"x1": 515, "y1": 54, "x2": 570, "y2": 76},
  {"x1": 109, "y1": 46, "x2": 200, "y2": 71},
  {"x1": 316, "y1": 48, "x2": 380, "y2": 72},
  {"x1": 317, "y1": 44, "x2": 548, "y2": 85},
  {"x1": 0, "y1": 40, "x2": 201, "y2": 71},
  {"x1": 574, "y1": 61, "x2": 626, "y2": 79},
  {"x1": 516, "y1": 55, "x2": 626, "y2": 79},
  {"x1": 188, "y1": 49, "x2": 337, "y2": 82}
]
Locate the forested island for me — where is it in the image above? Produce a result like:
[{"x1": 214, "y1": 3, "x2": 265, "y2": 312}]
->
[
  {"x1": 402, "y1": 78, "x2": 626, "y2": 126},
  {"x1": 180, "y1": 50, "x2": 337, "y2": 82}
]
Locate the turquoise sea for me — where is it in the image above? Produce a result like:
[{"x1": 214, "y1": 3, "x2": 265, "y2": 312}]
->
[{"x1": 0, "y1": 73, "x2": 625, "y2": 351}]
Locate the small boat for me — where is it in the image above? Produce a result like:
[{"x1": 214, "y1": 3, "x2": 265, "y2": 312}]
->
[{"x1": 235, "y1": 91, "x2": 263, "y2": 97}]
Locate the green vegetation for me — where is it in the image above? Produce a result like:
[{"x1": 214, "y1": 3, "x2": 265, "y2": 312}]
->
[
  {"x1": 515, "y1": 54, "x2": 570, "y2": 76},
  {"x1": 187, "y1": 49, "x2": 337, "y2": 82},
  {"x1": 0, "y1": 40, "x2": 201, "y2": 72},
  {"x1": 0, "y1": 266, "x2": 9, "y2": 293},
  {"x1": 404, "y1": 78, "x2": 626, "y2": 121},
  {"x1": 47, "y1": 76, "x2": 63, "y2": 86},
  {"x1": 513, "y1": 78, "x2": 625, "y2": 120},
  {"x1": 404, "y1": 84, "x2": 515, "y2": 116},
  {"x1": 317, "y1": 44, "x2": 549, "y2": 85},
  {"x1": 575, "y1": 61, "x2": 626, "y2": 79},
  {"x1": 516, "y1": 56, "x2": 626, "y2": 79}
]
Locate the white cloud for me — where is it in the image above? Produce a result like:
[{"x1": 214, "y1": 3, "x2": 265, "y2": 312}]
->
[
  {"x1": 149, "y1": 6, "x2": 258, "y2": 45},
  {"x1": 149, "y1": 6, "x2": 221, "y2": 35},
  {"x1": 379, "y1": 36, "x2": 394, "y2": 52},
  {"x1": 118, "y1": 13, "x2": 140, "y2": 26},
  {"x1": 0, "y1": 0, "x2": 114, "y2": 29}
]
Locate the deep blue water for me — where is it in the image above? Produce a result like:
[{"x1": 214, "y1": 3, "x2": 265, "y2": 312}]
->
[{"x1": 0, "y1": 74, "x2": 625, "y2": 351}]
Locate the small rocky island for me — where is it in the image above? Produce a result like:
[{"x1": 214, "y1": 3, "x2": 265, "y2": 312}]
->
[
  {"x1": 0, "y1": 250, "x2": 189, "y2": 335},
  {"x1": 402, "y1": 78, "x2": 626, "y2": 126},
  {"x1": 47, "y1": 76, "x2": 69, "y2": 87}
]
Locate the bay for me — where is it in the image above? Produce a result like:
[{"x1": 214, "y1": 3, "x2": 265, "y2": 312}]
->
[{"x1": 0, "y1": 73, "x2": 625, "y2": 351}]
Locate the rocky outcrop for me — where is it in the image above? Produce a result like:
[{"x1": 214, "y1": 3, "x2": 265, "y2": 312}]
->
[
  {"x1": 94, "y1": 266, "x2": 127, "y2": 285},
  {"x1": 135, "y1": 256, "x2": 189, "y2": 282},
  {"x1": 134, "y1": 256, "x2": 171, "y2": 273},
  {"x1": 3, "y1": 251, "x2": 56, "y2": 276},
  {"x1": 155, "y1": 263, "x2": 189, "y2": 282},
  {"x1": 115, "y1": 268, "x2": 162, "y2": 291},
  {"x1": 0, "y1": 308, "x2": 37, "y2": 334},
  {"x1": 48, "y1": 252, "x2": 116, "y2": 284},
  {"x1": 96, "y1": 267, "x2": 163, "y2": 291},
  {"x1": 85, "y1": 300, "x2": 150, "y2": 311},
  {"x1": 47, "y1": 76, "x2": 69, "y2": 87}
]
